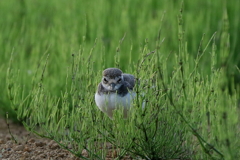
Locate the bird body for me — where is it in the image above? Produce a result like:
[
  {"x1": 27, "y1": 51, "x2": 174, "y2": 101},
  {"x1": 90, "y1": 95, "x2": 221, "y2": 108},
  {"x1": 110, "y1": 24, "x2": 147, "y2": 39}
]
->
[
  {"x1": 95, "y1": 68, "x2": 135, "y2": 118},
  {"x1": 95, "y1": 90, "x2": 135, "y2": 118}
]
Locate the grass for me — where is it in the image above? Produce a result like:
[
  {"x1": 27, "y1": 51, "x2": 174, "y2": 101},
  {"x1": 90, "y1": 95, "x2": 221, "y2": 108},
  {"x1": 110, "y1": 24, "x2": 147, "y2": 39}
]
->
[{"x1": 1, "y1": 0, "x2": 240, "y2": 159}]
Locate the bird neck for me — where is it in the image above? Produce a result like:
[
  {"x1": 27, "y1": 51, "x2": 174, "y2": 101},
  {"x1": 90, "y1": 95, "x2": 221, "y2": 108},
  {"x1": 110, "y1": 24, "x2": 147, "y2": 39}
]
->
[{"x1": 99, "y1": 83, "x2": 129, "y2": 97}]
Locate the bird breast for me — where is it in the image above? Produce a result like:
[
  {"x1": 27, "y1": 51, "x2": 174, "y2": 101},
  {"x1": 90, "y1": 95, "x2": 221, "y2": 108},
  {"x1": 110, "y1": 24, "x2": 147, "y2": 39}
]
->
[{"x1": 95, "y1": 92, "x2": 135, "y2": 110}]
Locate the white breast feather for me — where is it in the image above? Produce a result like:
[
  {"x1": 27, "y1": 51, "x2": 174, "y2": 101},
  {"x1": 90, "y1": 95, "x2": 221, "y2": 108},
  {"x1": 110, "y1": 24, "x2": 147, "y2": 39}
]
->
[{"x1": 95, "y1": 92, "x2": 135, "y2": 118}]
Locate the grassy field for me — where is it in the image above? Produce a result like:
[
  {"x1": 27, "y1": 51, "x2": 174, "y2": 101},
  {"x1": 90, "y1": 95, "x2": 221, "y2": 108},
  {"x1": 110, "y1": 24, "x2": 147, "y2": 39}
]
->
[{"x1": 1, "y1": 0, "x2": 240, "y2": 159}]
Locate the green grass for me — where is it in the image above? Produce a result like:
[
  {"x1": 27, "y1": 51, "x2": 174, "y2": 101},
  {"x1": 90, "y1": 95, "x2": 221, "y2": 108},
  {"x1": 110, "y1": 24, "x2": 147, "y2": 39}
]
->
[{"x1": 1, "y1": 0, "x2": 240, "y2": 159}]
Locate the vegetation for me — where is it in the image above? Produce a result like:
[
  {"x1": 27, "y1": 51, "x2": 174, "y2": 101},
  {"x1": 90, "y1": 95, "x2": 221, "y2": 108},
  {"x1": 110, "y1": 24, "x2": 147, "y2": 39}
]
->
[{"x1": 1, "y1": 0, "x2": 240, "y2": 159}]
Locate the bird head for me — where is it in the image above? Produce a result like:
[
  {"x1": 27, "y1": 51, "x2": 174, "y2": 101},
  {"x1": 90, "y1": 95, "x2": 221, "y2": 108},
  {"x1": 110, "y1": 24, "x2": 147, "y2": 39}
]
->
[{"x1": 101, "y1": 68, "x2": 124, "y2": 91}]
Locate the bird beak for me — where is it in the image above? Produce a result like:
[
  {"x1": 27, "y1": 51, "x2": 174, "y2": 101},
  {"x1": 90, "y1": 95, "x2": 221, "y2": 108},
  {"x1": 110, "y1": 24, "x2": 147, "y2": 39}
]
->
[{"x1": 110, "y1": 83, "x2": 116, "y2": 90}]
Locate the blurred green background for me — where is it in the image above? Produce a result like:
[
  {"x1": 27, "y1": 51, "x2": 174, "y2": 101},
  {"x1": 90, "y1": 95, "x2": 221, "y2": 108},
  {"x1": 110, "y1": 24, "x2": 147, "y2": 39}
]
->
[{"x1": 0, "y1": 0, "x2": 239, "y2": 121}]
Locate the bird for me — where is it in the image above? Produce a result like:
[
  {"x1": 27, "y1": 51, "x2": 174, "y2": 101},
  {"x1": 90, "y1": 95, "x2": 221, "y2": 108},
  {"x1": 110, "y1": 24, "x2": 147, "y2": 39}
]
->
[{"x1": 95, "y1": 68, "x2": 136, "y2": 119}]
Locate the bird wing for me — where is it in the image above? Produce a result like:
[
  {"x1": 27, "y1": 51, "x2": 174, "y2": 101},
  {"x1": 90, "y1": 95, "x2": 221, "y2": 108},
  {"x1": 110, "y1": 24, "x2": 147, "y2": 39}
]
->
[{"x1": 123, "y1": 74, "x2": 135, "y2": 90}]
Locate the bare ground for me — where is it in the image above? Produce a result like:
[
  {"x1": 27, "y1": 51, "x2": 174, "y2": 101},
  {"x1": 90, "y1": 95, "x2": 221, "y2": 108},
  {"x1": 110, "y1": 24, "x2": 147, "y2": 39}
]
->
[
  {"x1": 0, "y1": 118, "x2": 83, "y2": 160},
  {"x1": 0, "y1": 118, "x2": 132, "y2": 160}
]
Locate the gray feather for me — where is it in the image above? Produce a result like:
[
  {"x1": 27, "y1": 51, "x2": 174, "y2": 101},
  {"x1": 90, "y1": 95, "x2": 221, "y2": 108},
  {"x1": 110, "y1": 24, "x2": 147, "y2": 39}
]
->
[{"x1": 123, "y1": 74, "x2": 135, "y2": 90}]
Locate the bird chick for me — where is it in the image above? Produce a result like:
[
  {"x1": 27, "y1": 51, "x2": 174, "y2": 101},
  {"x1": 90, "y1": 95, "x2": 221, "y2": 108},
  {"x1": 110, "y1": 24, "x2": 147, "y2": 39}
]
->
[{"x1": 95, "y1": 68, "x2": 135, "y2": 118}]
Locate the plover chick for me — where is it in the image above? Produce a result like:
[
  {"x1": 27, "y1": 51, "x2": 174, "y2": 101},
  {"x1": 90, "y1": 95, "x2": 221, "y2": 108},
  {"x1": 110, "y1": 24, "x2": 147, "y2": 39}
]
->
[{"x1": 95, "y1": 68, "x2": 135, "y2": 119}]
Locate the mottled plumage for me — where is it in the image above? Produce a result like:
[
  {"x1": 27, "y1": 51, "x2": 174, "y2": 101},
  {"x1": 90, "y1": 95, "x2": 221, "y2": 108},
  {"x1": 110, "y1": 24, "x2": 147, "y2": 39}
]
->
[{"x1": 95, "y1": 68, "x2": 135, "y2": 118}]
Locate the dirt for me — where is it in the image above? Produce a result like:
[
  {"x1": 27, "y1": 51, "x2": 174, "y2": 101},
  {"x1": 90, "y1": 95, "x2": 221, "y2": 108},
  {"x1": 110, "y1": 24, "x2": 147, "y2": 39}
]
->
[{"x1": 0, "y1": 118, "x2": 132, "y2": 160}]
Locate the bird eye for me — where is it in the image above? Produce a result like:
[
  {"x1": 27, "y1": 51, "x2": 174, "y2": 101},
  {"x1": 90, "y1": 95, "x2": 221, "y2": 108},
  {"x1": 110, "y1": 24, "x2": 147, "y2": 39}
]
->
[
  {"x1": 103, "y1": 78, "x2": 108, "y2": 84},
  {"x1": 117, "y1": 78, "x2": 122, "y2": 83}
]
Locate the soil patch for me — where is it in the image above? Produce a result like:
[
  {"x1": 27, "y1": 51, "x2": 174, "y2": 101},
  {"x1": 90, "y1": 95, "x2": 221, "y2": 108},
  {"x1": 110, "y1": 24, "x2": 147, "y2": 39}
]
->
[
  {"x1": 0, "y1": 118, "x2": 133, "y2": 160},
  {"x1": 0, "y1": 118, "x2": 82, "y2": 160}
]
